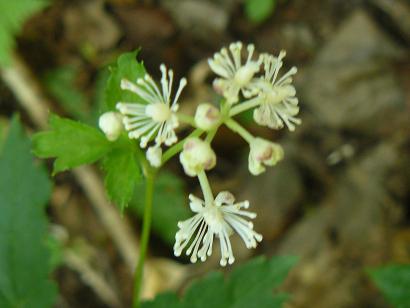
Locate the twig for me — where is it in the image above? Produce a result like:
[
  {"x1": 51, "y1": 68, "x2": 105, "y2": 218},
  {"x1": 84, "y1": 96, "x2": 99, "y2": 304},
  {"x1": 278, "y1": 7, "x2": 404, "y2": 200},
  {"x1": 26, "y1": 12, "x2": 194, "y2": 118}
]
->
[{"x1": 64, "y1": 247, "x2": 122, "y2": 308}]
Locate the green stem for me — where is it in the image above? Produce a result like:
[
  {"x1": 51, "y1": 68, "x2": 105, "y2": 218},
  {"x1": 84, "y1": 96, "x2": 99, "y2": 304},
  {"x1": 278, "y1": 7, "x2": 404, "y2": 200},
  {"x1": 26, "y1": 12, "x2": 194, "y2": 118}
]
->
[
  {"x1": 133, "y1": 170, "x2": 156, "y2": 308},
  {"x1": 225, "y1": 118, "x2": 254, "y2": 143},
  {"x1": 205, "y1": 126, "x2": 219, "y2": 143},
  {"x1": 161, "y1": 128, "x2": 204, "y2": 165},
  {"x1": 197, "y1": 171, "x2": 214, "y2": 205},
  {"x1": 177, "y1": 113, "x2": 196, "y2": 127},
  {"x1": 229, "y1": 97, "x2": 260, "y2": 117}
]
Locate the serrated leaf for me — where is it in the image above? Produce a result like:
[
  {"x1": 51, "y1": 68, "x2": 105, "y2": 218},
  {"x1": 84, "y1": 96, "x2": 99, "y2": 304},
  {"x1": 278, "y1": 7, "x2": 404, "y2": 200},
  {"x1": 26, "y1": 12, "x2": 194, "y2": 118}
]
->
[
  {"x1": 105, "y1": 50, "x2": 146, "y2": 110},
  {"x1": 130, "y1": 171, "x2": 190, "y2": 245},
  {"x1": 43, "y1": 66, "x2": 89, "y2": 122},
  {"x1": 0, "y1": 0, "x2": 49, "y2": 66},
  {"x1": 228, "y1": 255, "x2": 297, "y2": 308},
  {"x1": 102, "y1": 138, "x2": 142, "y2": 210},
  {"x1": 143, "y1": 255, "x2": 297, "y2": 308},
  {"x1": 0, "y1": 116, "x2": 57, "y2": 307},
  {"x1": 244, "y1": 0, "x2": 276, "y2": 23},
  {"x1": 32, "y1": 113, "x2": 111, "y2": 174},
  {"x1": 368, "y1": 264, "x2": 410, "y2": 308},
  {"x1": 181, "y1": 272, "x2": 229, "y2": 308}
]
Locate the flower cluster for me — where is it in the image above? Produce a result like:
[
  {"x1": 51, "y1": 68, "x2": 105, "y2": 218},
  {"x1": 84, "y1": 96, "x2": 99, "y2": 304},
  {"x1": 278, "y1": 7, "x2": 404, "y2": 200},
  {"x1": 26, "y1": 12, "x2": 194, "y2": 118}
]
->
[{"x1": 98, "y1": 42, "x2": 301, "y2": 266}]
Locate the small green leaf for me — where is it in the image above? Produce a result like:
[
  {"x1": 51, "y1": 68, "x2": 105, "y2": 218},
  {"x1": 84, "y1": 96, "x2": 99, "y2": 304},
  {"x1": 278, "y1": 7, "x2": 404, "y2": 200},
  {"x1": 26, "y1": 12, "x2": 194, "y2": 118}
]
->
[
  {"x1": 143, "y1": 255, "x2": 298, "y2": 308},
  {"x1": 130, "y1": 171, "x2": 190, "y2": 245},
  {"x1": 102, "y1": 138, "x2": 142, "y2": 210},
  {"x1": 0, "y1": 0, "x2": 49, "y2": 66},
  {"x1": 368, "y1": 264, "x2": 410, "y2": 308},
  {"x1": 244, "y1": 0, "x2": 276, "y2": 23},
  {"x1": 0, "y1": 116, "x2": 57, "y2": 307},
  {"x1": 43, "y1": 66, "x2": 89, "y2": 122},
  {"x1": 105, "y1": 50, "x2": 146, "y2": 110},
  {"x1": 32, "y1": 113, "x2": 111, "y2": 174}
]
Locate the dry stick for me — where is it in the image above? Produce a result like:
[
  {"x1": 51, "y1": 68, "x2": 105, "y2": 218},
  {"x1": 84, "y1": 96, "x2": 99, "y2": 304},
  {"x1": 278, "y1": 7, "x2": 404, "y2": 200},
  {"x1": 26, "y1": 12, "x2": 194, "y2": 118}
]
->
[
  {"x1": 0, "y1": 53, "x2": 186, "y2": 298},
  {"x1": 64, "y1": 248, "x2": 122, "y2": 308}
]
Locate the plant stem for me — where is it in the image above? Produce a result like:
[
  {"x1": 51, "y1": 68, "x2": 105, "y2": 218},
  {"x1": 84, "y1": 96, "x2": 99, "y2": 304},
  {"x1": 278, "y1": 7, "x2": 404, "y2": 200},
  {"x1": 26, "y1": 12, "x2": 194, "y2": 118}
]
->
[
  {"x1": 177, "y1": 113, "x2": 196, "y2": 127},
  {"x1": 205, "y1": 126, "x2": 219, "y2": 143},
  {"x1": 161, "y1": 128, "x2": 204, "y2": 165},
  {"x1": 229, "y1": 97, "x2": 260, "y2": 117},
  {"x1": 133, "y1": 170, "x2": 156, "y2": 308},
  {"x1": 225, "y1": 118, "x2": 254, "y2": 143},
  {"x1": 197, "y1": 171, "x2": 214, "y2": 205}
]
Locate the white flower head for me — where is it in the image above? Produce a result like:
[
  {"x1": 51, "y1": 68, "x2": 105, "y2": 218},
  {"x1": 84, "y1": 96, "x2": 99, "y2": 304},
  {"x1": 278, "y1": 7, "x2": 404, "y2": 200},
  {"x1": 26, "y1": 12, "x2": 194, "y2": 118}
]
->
[
  {"x1": 98, "y1": 111, "x2": 124, "y2": 141},
  {"x1": 209, "y1": 42, "x2": 262, "y2": 105},
  {"x1": 179, "y1": 138, "x2": 216, "y2": 177},
  {"x1": 194, "y1": 103, "x2": 220, "y2": 131},
  {"x1": 249, "y1": 137, "x2": 284, "y2": 175},
  {"x1": 253, "y1": 51, "x2": 301, "y2": 131},
  {"x1": 116, "y1": 64, "x2": 187, "y2": 148},
  {"x1": 174, "y1": 191, "x2": 262, "y2": 266},
  {"x1": 146, "y1": 146, "x2": 162, "y2": 167}
]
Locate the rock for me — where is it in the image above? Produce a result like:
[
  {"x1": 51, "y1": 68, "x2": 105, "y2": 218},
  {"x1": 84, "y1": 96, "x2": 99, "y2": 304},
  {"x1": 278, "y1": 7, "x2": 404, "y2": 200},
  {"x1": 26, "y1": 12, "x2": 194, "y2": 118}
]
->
[
  {"x1": 162, "y1": 0, "x2": 229, "y2": 42},
  {"x1": 277, "y1": 142, "x2": 401, "y2": 308},
  {"x1": 299, "y1": 10, "x2": 406, "y2": 134}
]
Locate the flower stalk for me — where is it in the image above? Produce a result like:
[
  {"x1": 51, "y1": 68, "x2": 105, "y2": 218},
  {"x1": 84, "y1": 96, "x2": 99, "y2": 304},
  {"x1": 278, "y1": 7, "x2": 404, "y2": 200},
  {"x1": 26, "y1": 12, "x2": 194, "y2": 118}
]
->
[{"x1": 133, "y1": 167, "x2": 156, "y2": 308}]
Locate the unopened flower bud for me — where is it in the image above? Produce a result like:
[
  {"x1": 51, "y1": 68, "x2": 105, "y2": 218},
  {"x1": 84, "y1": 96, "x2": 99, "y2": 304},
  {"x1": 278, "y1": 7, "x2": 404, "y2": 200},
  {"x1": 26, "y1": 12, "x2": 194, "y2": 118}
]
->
[
  {"x1": 248, "y1": 138, "x2": 284, "y2": 175},
  {"x1": 179, "y1": 138, "x2": 216, "y2": 177},
  {"x1": 98, "y1": 112, "x2": 123, "y2": 141},
  {"x1": 146, "y1": 146, "x2": 162, "y2": 167},
  {"x1": 194, "y1": 103, "x2": 220, "y2": 131}
]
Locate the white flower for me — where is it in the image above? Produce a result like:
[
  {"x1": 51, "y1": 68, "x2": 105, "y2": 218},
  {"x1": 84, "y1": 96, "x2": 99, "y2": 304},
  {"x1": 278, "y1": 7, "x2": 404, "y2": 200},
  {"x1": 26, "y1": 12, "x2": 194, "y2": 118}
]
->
[
  {"x1": 194, "y1": 103, "x2": 220, "y2": 131},
  {"x1": 98, "y1": 111, "x2": 123, "y2": 141},
  {"x1": 116, "y1": 64, "x2": 187, "y2": 148},
  {"x1": 248, "y1": 138, "x2": 284, "y2": 175},
  {"x1": 179, "y1": 138, "x2": 216, "y2": 177},
  {"x1": 174, "y1": 191, "x2": 262, "y2": 266},
  {"x1": 146, "y1": 146, "x2": 162, "y2": 167},
  {"x1": 253, "y1": 52, "x2": 301, "y2": 131},
  {"x1": 209, "y1": 42, "x2": 261, "y2": 104}
]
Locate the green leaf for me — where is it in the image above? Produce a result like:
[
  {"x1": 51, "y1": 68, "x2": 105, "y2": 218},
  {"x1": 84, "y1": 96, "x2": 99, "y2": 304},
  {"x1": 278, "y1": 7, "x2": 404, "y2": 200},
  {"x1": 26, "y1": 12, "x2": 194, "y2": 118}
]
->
[
  {"x1": 130, "y1": 171, "x2": 190, "y2": 245},
  {"x1": 142, "y1": 255, "x2": 297, "y2": 308},
  {"x1": 228, "y1": 255, "x2": 297, "y2": 308},
  {"x1": 32, "y1": 113, "x2": 111, "y2": 174},
  {"x1": 0, "y1": 116, "x2": 57, "y2": 307},
  {"x1": 105, "y1": 50, "x2": 146, "y2": 110},
  {"x1": 244, "y1": 0, "x2": 276, "y2": 23},
  {"x1": 181, "y1": 272, "x2": 230, "y2": 308},
  {"x1": 368, "y1": 264, "x2": 410, "y2": 308},
  {"x1": 43, "y1": 66, "x2": 89, "y2": 122},
  {"x1": 142, "y1": 293, "x2": 180, "y2": 308},
  {"x1": 0, "y1": 0, "x2": 49, "y2": 66},
  {"x1": 46, "y1": 234, "x2": 63, "y2": 271},
  {"x1": 102, "y1": 138, "x2": 142, "y2": 210},
  {"x1": 0, "y1": 117, "x2": 9, "y2": 151}
]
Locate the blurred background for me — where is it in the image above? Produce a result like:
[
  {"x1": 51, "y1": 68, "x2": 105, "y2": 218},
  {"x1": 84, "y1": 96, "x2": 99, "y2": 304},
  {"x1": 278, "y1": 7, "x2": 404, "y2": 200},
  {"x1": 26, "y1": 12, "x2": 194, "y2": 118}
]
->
[{"x1": 0, "y1": 0, "x2": 409, "y2": 307}]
